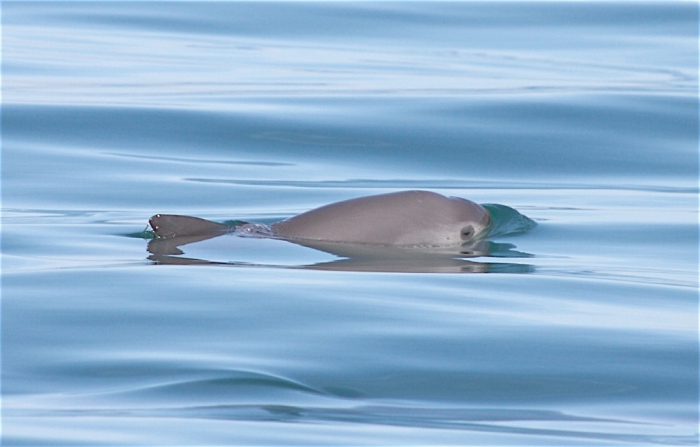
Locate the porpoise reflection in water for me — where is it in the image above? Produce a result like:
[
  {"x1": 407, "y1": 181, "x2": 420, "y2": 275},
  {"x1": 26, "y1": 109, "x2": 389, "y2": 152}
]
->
[{"x1": 145, "y1": 190, "x2": 535, "y2": 273}]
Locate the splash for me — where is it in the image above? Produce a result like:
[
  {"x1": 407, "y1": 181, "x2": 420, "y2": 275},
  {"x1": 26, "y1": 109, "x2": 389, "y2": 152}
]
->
[{"x1": 482, "y1": 204, "x2": 537, "y2": 238}]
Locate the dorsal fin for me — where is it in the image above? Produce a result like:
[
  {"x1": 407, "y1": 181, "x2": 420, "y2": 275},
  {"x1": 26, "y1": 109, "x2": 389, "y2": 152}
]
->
[{"x1": 149, "y1": 214, "x2": 230, "y2": 239}]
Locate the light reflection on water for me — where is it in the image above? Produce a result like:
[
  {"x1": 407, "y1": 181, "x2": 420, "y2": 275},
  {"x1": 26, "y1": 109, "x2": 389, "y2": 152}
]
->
[{"x1": 2, "y1": 2, "x2": 697, "y2": 445}]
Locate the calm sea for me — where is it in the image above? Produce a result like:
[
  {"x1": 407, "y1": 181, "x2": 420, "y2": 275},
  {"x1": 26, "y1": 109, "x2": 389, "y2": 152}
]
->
[{"x1": 2, "y1": 2, "x2": 698, "y2": 445}]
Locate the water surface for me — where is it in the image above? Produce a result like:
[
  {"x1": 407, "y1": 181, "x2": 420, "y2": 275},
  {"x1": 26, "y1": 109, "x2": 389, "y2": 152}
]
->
[{"x1": 2, "y1": 2, "x2": 698, "y2": 445}]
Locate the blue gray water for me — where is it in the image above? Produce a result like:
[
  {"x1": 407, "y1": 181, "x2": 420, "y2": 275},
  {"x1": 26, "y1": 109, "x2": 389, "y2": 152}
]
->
[{"x1": 2, "y1": 2, "x2": 698, "y2": 445}]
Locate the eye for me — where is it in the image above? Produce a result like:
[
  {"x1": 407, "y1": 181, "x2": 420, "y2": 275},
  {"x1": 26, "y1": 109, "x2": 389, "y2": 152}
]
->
[{"x1": 460, "y1": 225, "x2": 474, "y2": 240}]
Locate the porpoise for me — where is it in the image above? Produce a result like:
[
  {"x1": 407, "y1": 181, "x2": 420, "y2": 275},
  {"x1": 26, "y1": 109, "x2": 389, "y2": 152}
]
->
[{"x1": 149, "y1": 190, "x2": 491, "y2": 247}]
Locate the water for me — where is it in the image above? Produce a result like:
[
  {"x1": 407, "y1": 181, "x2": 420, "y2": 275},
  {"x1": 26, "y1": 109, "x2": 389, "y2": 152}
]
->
[{"x1": 2, "y1": 2, "x2": 698, "y2": 445}]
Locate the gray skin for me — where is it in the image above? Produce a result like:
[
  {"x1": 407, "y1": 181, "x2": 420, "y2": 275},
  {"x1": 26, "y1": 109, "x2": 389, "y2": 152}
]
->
[
  {"x1": 148, "y1": 214, "x2": 229, "y2": 239},
  {"x1": 271, "y1": 190, "x2": 490, "y2": 246},
  {"x1": 150, "y1": 190, "x2": 491, "y2": 247}
]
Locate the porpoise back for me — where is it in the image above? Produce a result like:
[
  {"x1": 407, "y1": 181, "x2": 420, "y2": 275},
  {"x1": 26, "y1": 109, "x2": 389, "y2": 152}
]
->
[{"x1": 271, "y1": 190, "x2": 490, "y2": 246}]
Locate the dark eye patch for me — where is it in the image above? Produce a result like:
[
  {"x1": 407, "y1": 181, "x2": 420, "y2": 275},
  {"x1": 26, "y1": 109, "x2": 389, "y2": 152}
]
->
[{"x1": 460, "y1": 225, "x2": 474, "y2": 240}]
